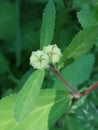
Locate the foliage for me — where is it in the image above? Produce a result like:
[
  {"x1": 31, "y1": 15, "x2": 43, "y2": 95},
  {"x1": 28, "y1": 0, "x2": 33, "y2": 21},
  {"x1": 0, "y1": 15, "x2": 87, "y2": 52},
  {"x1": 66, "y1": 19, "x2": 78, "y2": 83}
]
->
[
  {"x1": 58, "y1": 25, "x2": 98, "y2": 68},
  {"x1": 0, "y1": 90, "x2": 71, "y2": 130},
  {"x1": 0, "y1": 0, "x2": 98, "y2": 130},
  {"x1": 54, "y1": 54, "x2": 95, "y2": 91},
  {"x1": 40, "y1": 0, "x2": 56, "y2": 48},
  {"x1": 14, "y1": 70, "x2": 45, "y2": 121}
]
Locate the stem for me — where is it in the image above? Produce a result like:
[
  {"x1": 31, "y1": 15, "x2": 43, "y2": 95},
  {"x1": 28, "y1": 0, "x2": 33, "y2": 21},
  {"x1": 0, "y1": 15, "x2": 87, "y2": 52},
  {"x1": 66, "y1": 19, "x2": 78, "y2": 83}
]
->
[
  {"x1": 49, "y1": 67, "x2": 98, "y2": 99},
  {"x1": 49, "y1": 67, "x2": 77, "y2": 95},
  {"x1": 79, "y1": 81, "x2": 98, "y2": 97}
]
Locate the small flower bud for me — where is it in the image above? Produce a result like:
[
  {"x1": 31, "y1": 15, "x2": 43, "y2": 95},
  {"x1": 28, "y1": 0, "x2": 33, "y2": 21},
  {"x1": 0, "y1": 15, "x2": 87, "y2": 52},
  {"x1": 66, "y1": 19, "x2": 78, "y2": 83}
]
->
[
  {"x1": 43, "y1": 44, "x2": 62, "y2": 64},
  {"x1": 30, "y1": 50, "x2": 49, "y2": 70}
]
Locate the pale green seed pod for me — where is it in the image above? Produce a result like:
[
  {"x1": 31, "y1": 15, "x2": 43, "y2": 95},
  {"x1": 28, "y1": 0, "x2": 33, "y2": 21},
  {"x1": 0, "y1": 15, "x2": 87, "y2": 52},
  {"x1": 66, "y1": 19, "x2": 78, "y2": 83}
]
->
[
  {"x1": 30, "y1": 50, "x2": 49, "y2": 70},
  {"x1": 43, "y1": 44, "x2": 62, "y2": 64}
]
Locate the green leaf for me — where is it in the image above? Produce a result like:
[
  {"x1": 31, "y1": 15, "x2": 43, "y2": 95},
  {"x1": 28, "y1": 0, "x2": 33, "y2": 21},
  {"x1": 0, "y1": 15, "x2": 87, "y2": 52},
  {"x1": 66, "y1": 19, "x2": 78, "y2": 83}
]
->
[
  {"x1": 40, "y1": 0, "x2": 56, "y2": 49},
  {"x1": 16, "y1": 69, "x2": 34, "y2": 91},
  {"x1": 51, "y1": 115, "x2": 87, "y2": 130},
  {"x1": 54, "y1": 54, "x2": 94, "y2": 90},
  {"x1": 59, "y1": 25, "x2": 98, "y2": 68},
  {"x1": 63, "y1": 115, "x2": 87, "y2": 130},
  {"x1": 0, "y1": 1, "x2": 16, "y2": 39},
  {"x1": 14, "y1": 70, "x2": 45, "y2": 121},
  {"x1": 0, "y1": 89, "x2": 71, "y2": 130},
  {"x1": 77, "y1": 5, "x2": 98, "y2": 28},
  {"x1": 0, "y1": 53, "x2": 10, "y2": 73}
]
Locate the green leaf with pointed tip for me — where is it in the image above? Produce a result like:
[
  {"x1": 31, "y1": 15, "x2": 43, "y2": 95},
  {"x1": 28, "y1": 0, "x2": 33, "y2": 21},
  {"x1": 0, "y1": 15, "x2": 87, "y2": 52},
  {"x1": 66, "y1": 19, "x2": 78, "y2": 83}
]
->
[
  {"x1": 77, "y1": 6, "x2": 98, "y2": 28},
  {"x1": 40, "y1": 0, "x2": 56, "y2": 49},
  {"x1": 54, "y1": 54, "x2": 94, "y2": 91},
  {"x1": 0, "y1": 89, "x2": 71, "y2": 130},
  {"x1": 59, "y1": 25, "x2": 98, "y2": 68},
  {"x1": 14, "y1": 70, "x2": 45, "y2": 121}
]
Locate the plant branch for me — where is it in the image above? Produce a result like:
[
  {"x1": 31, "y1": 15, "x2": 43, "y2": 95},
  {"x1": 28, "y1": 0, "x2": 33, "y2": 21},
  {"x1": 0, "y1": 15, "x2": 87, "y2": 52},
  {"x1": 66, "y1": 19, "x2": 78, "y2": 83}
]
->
[
  {"x1": 49, "y1": 67, "x2": 98, "y2": 99},
  {"x1": 49, "y1": 67, "x2": 77, "y2": 95},
  {"x1": 79, "y1": 81, "x2": 98, "y2": 97}
]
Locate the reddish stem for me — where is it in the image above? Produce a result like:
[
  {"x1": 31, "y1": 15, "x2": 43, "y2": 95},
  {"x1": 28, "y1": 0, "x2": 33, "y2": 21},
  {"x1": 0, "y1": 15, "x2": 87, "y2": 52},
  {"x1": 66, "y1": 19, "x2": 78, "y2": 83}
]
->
[
  {"x1": 49, "y1": 67, "x2": 98, "y2": 99},
  {"x1": 79, "y1": 81, "x2": 98, "y2": 97},
  {"x1": 49, "y1": 67, "x2": 77, "y2": 95}
]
